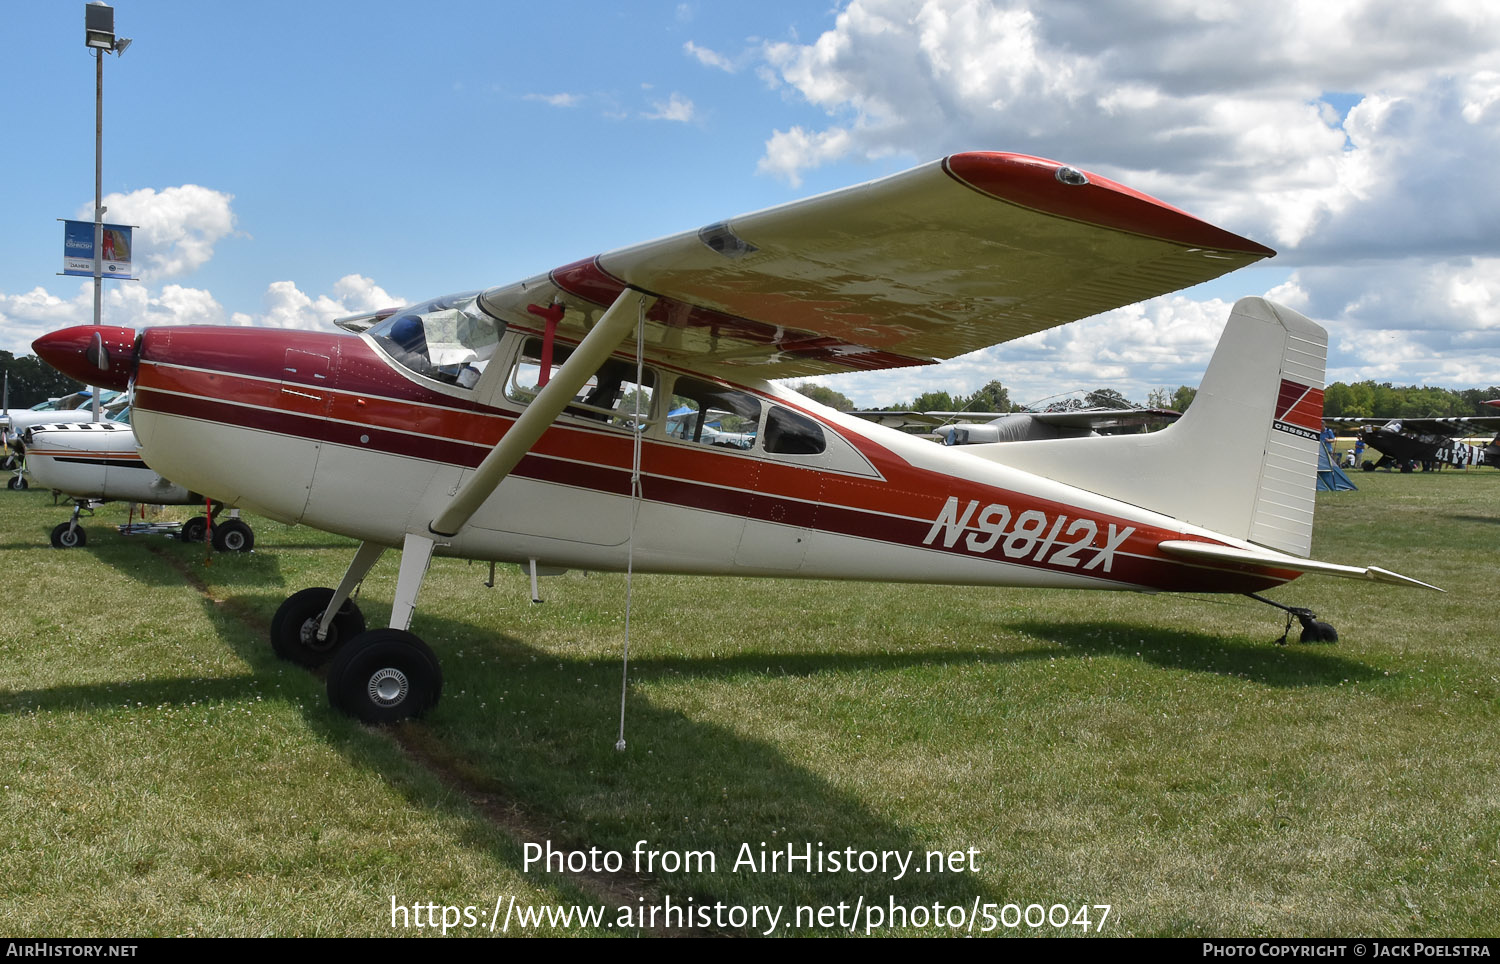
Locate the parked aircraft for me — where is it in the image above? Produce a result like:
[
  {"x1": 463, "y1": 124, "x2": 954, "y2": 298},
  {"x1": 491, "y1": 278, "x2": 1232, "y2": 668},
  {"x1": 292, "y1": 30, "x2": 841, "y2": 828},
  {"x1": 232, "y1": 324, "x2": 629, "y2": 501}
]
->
[
  {"x1": 3, "y1": 389, "x2": 126, "y2": 487},
  {"x1": 857, "y1": 407, "x2": 1181, "y2": 444},
  {"x1": 1324, "y1": 417, "x2": 1500, "y2": 470},
  {"x1": 21, "y1": 417, "x2": 254, "y2": 550},
  {"x1": 33, "y1": 151, "x2": 1439, "y2": 724}
]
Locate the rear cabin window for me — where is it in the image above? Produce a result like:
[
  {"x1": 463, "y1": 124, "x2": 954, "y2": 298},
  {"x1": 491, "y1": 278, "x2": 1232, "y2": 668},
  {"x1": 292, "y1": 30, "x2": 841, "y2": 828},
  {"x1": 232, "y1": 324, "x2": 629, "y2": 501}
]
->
[
  {"x1": 763, "y1": 405, "x2": 825, "y2": 455},
  {"x1": 505, "y1": 338, "x2": 655, "y2": 429}
]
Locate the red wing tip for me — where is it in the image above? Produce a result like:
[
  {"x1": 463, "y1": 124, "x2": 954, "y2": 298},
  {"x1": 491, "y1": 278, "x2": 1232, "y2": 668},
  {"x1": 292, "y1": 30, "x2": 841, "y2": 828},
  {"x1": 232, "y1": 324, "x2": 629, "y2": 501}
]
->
[{"x1": 943, "y1": 151, "x2": 1275, "y2": 258}]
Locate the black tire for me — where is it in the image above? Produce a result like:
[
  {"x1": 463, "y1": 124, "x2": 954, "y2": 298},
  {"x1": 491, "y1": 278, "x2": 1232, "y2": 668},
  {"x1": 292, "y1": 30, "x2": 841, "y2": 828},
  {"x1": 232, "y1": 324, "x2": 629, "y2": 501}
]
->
[
  {"x1": 180, "y1": 516, "x2": 208, "y2": 543},
  {"x1": 211, "y1": 519, "x2": 255, "y2": 553},
  {"x1": 327, "y1": 629, "x2": 443, "y2": 724},
  {"x1": 270, "y1": 587, "x2": 366, "y2": 667},
  {"x1": 50, "y1": 522, "x2": 86, "y2": 549},
  {"x1": 8, "y1": 475, "x2": 27, "y2": 490},
  {"x1": 1361, "y1": 460, "x2": 1376, "y2": 472},
  {"x1": 1298, "y1": 620, "x2": 1339, "y2": 644}
]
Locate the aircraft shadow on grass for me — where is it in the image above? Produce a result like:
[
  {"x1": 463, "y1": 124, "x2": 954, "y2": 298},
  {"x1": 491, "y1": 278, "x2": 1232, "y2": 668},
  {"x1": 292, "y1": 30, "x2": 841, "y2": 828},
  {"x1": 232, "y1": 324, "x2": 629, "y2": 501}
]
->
[
  {"x1": 0, "y1": 673, "x2": 259, "y2": 716},
  {"x1": 1449, "y1": 514, "x2": 1500, "y2": 527},
  {"x1": 1014, "y1": 619, "x2": 1387, "y2": 687},
  {"x1": 84, "y1": 536, "x2": 289, "y2": 589}
]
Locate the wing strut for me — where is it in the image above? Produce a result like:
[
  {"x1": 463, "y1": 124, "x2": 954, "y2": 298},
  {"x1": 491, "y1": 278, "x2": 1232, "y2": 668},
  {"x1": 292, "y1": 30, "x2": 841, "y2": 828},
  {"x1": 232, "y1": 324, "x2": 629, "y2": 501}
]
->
[
  {"x1": 378, "y1": 287, "x2": 653, "y2": 633},
  {"x1": 430, "y1": 287, "x2": 652, "y2": 537}
]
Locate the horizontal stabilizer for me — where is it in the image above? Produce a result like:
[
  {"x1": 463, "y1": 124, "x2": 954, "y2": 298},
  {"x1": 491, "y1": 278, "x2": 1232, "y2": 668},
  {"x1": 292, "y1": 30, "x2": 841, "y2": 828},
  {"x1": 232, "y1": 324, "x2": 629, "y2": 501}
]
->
[{"x1": 1158, "y1": 540, "x2": 1444, "y2": 591}]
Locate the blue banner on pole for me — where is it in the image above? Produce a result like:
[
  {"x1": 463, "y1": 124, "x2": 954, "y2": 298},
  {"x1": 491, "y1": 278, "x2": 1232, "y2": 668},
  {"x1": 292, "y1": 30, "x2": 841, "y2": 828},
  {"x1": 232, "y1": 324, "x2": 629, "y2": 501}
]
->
[{"x1": 62, "y1": 220, "x2": 133, "y2": 279}]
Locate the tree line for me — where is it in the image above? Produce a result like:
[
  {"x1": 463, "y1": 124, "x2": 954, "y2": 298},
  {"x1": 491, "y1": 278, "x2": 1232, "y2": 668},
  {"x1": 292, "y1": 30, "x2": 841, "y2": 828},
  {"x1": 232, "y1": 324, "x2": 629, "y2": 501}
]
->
[
  {"x1": 1, "y1": 352, "x2": 87, "y2": 411},
  {"x1": 1320, "y1": 381, "x2": 1500, "y2": 418},
  {"x1": 793, "y1": 378, "x2": 1499, "y2": 420}
]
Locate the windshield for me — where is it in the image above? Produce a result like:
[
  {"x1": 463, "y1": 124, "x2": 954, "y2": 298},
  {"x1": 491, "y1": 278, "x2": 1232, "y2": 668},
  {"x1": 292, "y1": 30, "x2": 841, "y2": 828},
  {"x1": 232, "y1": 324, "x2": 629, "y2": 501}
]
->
[{"x1": 367, "y1": 291, "x2": 502, "y2": 388}]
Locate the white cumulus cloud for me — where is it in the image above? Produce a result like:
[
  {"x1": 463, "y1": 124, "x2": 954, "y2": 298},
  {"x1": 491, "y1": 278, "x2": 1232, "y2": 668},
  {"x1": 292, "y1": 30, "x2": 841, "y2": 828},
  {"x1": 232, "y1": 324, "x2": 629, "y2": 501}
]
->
[
  {"x1": 644, "y1": 92, "x2": 698, "y2": 122},
  {"x1": 230, "y1": 275, "x2": 403, "y2": 330},
  {"x1": 685, "y1": 40, "x2": 737, "y2": 72},
  {"x1": 77, "y1": 185, "x2": 238, "y2": 282}
]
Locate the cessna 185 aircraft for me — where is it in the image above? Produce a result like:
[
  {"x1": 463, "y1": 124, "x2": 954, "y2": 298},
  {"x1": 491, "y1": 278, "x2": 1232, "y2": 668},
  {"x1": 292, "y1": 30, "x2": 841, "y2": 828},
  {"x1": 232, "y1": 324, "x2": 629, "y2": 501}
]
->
[{"x1": 33, "y1": 152, "x2": 1440, "y2": 724}]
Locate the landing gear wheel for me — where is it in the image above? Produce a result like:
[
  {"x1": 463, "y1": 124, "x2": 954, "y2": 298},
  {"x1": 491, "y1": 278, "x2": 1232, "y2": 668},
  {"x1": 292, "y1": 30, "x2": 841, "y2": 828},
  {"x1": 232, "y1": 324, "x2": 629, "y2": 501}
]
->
[
  {"x1": 270, "y1": 587, "x2": 366, "y2": 667},
  {"x1": 211, "y1": 519, "x2": 255, "y2": 553},
  {"x1": 8, "y1": 475, "x2": 27, "y2": 490},
  {"x1": 1361, "y1": 460, "x2": 1376, "y2": 472},
  {"x1": 180, "y1": 516, "x2": 208, "y2": 543},
  {"x1": 327, "y1": 629, "x2": 443, "y2": 724},
  {"x1": 50, "y1": 522, "x2": 86, "y2": 549}
]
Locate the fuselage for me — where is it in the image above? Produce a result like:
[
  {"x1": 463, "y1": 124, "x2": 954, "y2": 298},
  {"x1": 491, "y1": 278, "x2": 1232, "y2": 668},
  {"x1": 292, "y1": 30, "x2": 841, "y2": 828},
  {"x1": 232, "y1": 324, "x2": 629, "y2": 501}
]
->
[
  {"x1": 115, "y1": 320, "x2": 1292, "y2": 595},
  {"x1": 23, "y1": 420, "x2": 194, "y2": 504}
]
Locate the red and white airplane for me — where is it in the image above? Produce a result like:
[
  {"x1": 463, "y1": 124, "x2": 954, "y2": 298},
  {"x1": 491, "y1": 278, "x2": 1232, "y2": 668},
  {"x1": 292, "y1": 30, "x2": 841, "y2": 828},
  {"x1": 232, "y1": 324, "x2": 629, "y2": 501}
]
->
[{"x1": 33, "y1": 152, "x2": 1439, "y2": 724}]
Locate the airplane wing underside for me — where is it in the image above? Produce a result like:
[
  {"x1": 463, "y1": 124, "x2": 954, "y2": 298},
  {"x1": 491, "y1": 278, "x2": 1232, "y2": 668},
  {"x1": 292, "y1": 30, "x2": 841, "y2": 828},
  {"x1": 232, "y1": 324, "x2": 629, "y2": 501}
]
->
[{"x1": 479, "y1": 152, "x2": 1274, "y2": 380}]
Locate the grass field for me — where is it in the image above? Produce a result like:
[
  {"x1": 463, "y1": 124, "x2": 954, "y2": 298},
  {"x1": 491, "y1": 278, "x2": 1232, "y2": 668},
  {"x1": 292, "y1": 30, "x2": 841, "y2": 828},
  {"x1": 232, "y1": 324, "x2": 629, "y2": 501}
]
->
[{"x1": 1, "y1": 470, "x2": 1496, "y2": 937}]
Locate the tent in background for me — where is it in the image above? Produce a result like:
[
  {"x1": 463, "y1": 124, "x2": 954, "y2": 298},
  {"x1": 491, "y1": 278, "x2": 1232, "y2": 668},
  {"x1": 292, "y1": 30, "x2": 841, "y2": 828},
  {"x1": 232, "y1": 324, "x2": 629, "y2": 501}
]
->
[{"x1": 1318, "y1": 439, "x2": 1357, "y2": 491}]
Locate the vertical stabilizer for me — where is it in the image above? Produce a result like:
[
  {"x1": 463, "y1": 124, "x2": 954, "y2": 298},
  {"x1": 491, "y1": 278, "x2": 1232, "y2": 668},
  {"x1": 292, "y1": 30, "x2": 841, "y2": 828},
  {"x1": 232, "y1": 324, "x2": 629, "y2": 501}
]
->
[{"x1": 965, "y1": 297, "x2": 1328, "y2": 556}]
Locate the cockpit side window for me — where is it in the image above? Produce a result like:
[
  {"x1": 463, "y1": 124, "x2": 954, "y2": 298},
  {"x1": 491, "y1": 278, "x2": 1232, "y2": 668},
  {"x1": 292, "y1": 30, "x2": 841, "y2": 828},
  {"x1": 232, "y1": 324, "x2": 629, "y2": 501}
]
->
[{"x1": 367, "y1": 292, "x2": 501, "y2": 389}]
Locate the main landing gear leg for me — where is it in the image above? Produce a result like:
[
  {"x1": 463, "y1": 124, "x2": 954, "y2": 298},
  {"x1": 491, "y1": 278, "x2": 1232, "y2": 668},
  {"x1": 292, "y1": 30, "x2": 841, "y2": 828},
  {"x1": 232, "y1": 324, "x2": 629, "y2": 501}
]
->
[
  {"x1": 313, "y1": 541, "x2": 386, "y2": 640},
  {"x1": 269, "y1": 540, "x2": 384, "y2": 668},
  {"x1": 1246, "y1": 592, "x2": 1338, "y2": 645},
  {"x1": 325, "y1": 533, "x2": 443, "y2": 724}
]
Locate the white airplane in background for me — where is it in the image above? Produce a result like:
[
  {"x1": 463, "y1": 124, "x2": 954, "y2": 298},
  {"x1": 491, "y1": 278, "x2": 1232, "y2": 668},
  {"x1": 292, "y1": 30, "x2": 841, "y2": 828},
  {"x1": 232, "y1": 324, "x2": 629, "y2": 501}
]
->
[
  {"x1": 34, "y1": 151, "x2": 1440, "y2": 725},
  {"x1": 857, "y1": 406, "x2": 1182, "y2": 445},
  {"x1": 21, "y1": 415, "x2": 255, "y2": 551},
  {"x1": 3, "y1": 388, "x2": 126, "y2": 487}
]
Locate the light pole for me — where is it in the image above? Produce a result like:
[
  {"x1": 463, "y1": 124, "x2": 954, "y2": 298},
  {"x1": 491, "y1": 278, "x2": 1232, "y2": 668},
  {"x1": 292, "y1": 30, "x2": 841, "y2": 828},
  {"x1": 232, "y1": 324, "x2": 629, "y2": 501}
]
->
[{"x1": 84, "y1": 2, "x2": 130, "y2": 420}]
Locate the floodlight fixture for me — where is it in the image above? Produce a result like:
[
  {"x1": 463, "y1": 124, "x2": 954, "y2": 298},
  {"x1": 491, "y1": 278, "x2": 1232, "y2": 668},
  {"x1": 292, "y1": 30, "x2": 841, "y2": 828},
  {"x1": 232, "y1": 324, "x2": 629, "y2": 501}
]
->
[{"x1": 84, "y1": 2, "x2": 114, "y2": 50}]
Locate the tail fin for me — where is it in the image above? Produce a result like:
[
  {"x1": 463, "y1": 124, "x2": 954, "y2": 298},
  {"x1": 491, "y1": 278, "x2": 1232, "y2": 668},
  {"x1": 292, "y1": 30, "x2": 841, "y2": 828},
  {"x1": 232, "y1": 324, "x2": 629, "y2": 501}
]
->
[{"x1": 969, "y1": 297, "x2": 1327, "y2": 556}]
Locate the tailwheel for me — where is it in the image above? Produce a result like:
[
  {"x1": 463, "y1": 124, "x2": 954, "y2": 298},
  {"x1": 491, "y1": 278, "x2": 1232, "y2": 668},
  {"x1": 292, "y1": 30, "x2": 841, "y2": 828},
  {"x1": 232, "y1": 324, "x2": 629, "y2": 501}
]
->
[
  {"x1": 1246, "y1": 593, "x2": 1338, "y2": 645},
  {"x1": 327, "y1": 628, "x2": 443, "y2": 724},
  {"x1": 50, "y1": 522, "x2": 86, "y2": 549},
  {"x1": 270, "y1": 587, "x2": 366, "y2": 667},
  {"x1": 211, "y1": 518, "x2": 255, "y2": 553},
  {"x1": 1296, "y1": 617, "x2": 1338, "y2": 644}
]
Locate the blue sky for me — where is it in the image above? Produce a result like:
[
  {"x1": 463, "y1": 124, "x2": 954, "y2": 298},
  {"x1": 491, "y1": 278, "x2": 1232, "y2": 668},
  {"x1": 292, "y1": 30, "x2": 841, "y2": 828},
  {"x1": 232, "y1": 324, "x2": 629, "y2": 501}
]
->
[{"x1": 4, "y1": 1, "x2": 1499, "y2": 407}]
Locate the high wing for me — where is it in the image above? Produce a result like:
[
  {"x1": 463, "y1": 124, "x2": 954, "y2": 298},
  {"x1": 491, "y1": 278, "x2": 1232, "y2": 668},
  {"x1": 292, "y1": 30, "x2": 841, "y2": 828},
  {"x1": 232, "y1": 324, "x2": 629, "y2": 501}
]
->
[
  {"x1": 1324, "y1": 416, "x2": 1500, "y2": 438},
  {"x1": 476, "y1": 152, "x2": 1273, "y2": 380}
]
